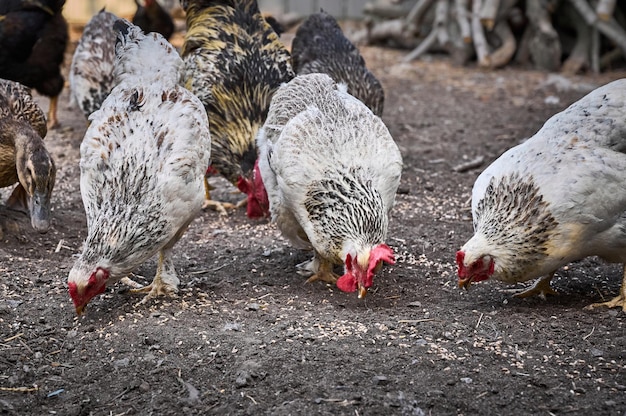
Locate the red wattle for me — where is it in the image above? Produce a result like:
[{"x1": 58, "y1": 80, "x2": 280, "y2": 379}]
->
[{"x1": 336, "y1": 272, "x2": 357, "y2": 293}]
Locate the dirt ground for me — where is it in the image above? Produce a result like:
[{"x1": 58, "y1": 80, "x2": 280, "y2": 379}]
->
[{"x1": 1, "y1": 28, "x2": 625, "y2": 416}]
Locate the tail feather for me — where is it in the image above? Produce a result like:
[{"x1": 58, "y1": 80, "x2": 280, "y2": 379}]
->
[
  {"x1": 113, "y1": 18, "x2": 133, "y2": 44},
  {"x1": 113, "y1": 18, "x2": 181, "y2": 86},
  {"x1": 181, "y1": 0, "x2": 260, "y2": 15}
]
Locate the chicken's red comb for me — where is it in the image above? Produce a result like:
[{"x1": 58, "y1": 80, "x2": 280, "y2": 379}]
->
[{"x1": 369, "y1": 244, "x2": 395, "y2": 270}]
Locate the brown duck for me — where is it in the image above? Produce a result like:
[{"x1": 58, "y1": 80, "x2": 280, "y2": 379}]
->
[{"x1": 0, "y1": 79, "x2": 56, "y2": 232}]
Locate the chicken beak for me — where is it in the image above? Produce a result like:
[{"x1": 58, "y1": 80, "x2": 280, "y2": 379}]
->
[
  {"x1": 75, "y1": 305, "x2": 85, "y2": 315},
  {"x1": 458, "y1": 277, "x2": 473, "y2": 290},
  {"x1": 358, "y1": 284, "x2": 368, "y2": 299}
]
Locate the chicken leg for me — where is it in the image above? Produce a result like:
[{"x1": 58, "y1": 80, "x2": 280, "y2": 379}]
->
[
  {"x1": 304, "y1": 256, "x2": 339, "y2": 285},
  {"x1": 47, "y1": 95, "x2": 59, "y2": 129},
  {"x1": 586, "y1": 265, "x2": 626, "y2": 312},
  {"x1": 129, "y1": 248, "x2": 180, "y2": 304},
  {"x1": 202, "y1": 177, "x2": 235, "y2": 215},
  {"x1": 514, "y1": 273, "x2": 558, "y2": 299}
]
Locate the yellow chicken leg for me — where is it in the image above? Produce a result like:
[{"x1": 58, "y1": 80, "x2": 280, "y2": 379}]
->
[
  {"x1": 129, "y1": 249, "x2": 180, "y2": 305},
  {"x1": 201, "y1": 177, "x2": 236, "y2": 214},
  {"x1": 305, "y1": 257, "x2": 339, "y2": 285},
  {"x1": 586, "y1": 265, "x2": 626, "y2": 312},
  {"x1": 514, "y1": 273, "x2": 558, "y2": 299},
  {"x1": 47, "y1": 95, "x2": 59, "y2": 129}
]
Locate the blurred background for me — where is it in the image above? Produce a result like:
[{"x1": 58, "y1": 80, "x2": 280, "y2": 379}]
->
[{"x1": 62, "y1": 0, "x2": 369, "y2": 24}]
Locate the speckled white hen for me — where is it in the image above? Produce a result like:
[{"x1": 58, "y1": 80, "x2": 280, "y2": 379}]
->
[
  {"x1": 257, "y1": 73, "x2": 403, "y2": 298},
  {"x1": 457, "y1": 79, "x2": 626, "y2": 311},
  {"x1": 67, "y1": 20, "x2": 211, "y2": 315},
  {"x1": 69, "y1": 9, "x2": 118, "y2": 119}
]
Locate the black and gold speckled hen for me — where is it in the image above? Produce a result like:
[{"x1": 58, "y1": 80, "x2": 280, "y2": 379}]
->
[
  {"x1": 0, "y1": 79, "x2": 56, "y2": 232},
  {"x1": 0, "y1": 0, "x2": 68, "y2": 128},
  {"x1": 180, "y1": 0, "x2": 294, "y2": 218},
  {"x1": 291, "y1": 10, "x2": 384, "y2": 117}
]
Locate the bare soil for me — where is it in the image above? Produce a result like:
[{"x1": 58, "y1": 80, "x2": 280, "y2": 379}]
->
[{"x1": 1, "y1": 36, "x2": 625, "y2": 415}]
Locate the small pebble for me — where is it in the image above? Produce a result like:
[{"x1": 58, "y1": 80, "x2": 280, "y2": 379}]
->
[
  {"x1": 372, "y1": 375, "x2": 389, "y2": 386},
  {"x1": 223, "y1": 322, "x2": 241, "y2": 331},
  {"x1": 590, "y1": 348, "x2": 603, "y2": 357},
  {"x1": 113, "y1": 358, "x2": 130, "y2": 369}
]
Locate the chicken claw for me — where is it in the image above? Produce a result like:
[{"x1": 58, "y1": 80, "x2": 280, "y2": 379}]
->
[
  {"x1": 586, "y1": 267, "x2": 626, "y2": 312},
  {"x1": 302, "y1": 257, "x2": 338, "y2": 284},
  {"x1": 586, "y1": 295, "x2": 626, "y2": 312},
  {"x1": 120, "y1": 276, "x2": 144, "y2": 289},
  {"x1": 129, "y1": 251, "x2": 180, "y2": 305},
  {"x1": 305, "y1": 271, "x2": 339, "y2": 285},
  {"x1": 202, "y1": 199, "x2": 235, "y2": 215},
  {"x1": 131, "y1": 278, "x2": 179, "y2": 305},
  {"x1": 513, "y1": 274, "x2": 557, "y2": 299}
]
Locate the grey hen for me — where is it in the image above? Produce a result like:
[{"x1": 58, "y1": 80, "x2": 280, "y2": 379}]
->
[{"x1": 291, "y1": 10, "x2": 384, "y2": 116}]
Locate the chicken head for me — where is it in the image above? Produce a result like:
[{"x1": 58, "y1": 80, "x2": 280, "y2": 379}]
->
[
  {"x1": 336, "y1": 244, "x2": 395, "y2": 298},
  {"x1": 456, "y1": 250, "x2": 495, "y2": 289},
  {"x1": 236, "y1": 160, "x2": 269, "y2": 219},
  {"x1": 68, "y1": 267, "x2": 109, "y2": 315}
]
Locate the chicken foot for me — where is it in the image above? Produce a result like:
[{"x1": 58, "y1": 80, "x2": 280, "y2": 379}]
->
[
  {"x1": 513, "y1": 273, "x2": 558, "y2": 299},
  {"x1": 202, "y1": 199, "x2": 236, "y2": 215},
  {"x1": 586, "y1": 265, "x2": 626, "y2": 312},
  {"x1": 202, "y1": 178, "x2": 236, "y2": 214},
  {"x1": 129, "y1": 249, "x2": 180, "y2": 305},
  {"x1": 304, "y1": 257, "x2": 339, "y2": 285}
]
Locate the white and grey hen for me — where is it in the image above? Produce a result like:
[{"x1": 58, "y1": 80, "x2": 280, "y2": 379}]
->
[
  {"x1": 68, "y1": 19, "x2": 211, "y2": 314},
  {"x1": 69, "y1": 9, "x2": 118, "y2": 120},
  {"x1": 258, "y1": 73, "x2": 402, "y2": 298},
  {"x1": 457, "y1": 79, "x2": 626, "y2": 311}
]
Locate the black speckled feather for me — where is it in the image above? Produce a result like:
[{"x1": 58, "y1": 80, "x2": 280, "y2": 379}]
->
[
  {"x1": 291, "y1": 11, "x2": 384, "y2": 116},
  {"x1": 180, "y1": 0, "x2": 294, "y2": 185},
  {"x1": 69, "y1": 9, "x2": 118, "y2": 119}
]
